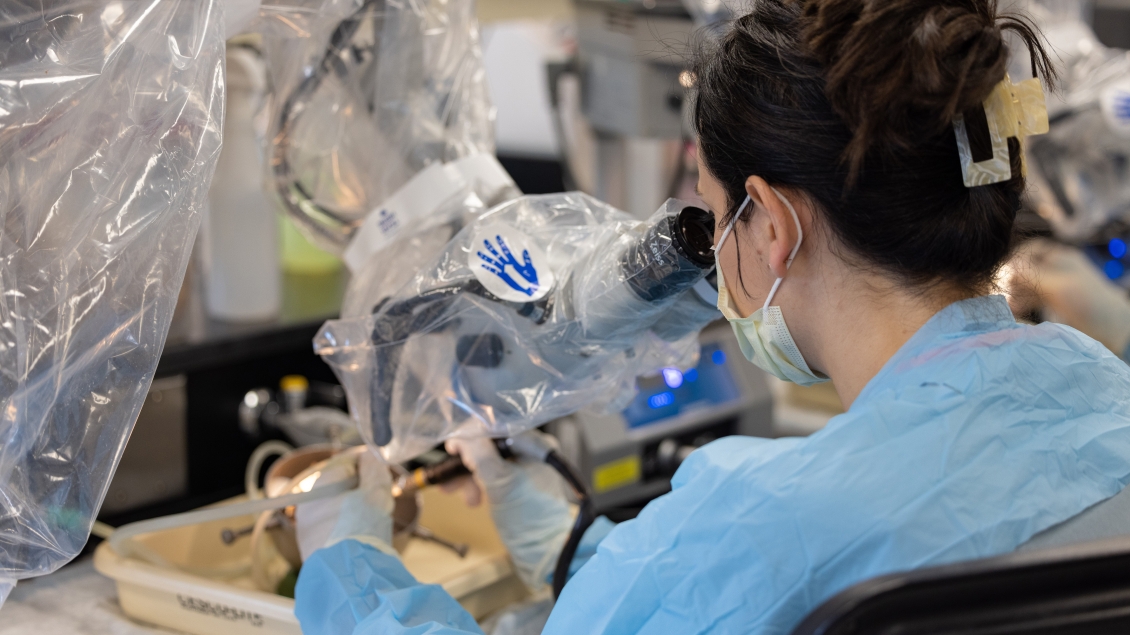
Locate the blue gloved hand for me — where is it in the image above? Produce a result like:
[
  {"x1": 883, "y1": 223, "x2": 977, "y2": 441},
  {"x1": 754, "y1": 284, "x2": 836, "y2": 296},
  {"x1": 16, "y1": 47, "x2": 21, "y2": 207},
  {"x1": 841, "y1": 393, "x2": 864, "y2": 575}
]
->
[
  {"x1": 445, "y1": 432, "x2": 574, "y2": 592},
  {"x1": 295, "y1": 448, "x2": 396, "y2": 561}
]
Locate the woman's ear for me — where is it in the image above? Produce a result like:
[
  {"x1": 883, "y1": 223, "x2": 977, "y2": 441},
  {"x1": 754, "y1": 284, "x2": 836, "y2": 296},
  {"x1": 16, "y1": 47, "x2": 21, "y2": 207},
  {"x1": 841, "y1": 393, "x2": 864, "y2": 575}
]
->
[{"x1": 744, "y1": 176, "x2": 805, "y2": 279}]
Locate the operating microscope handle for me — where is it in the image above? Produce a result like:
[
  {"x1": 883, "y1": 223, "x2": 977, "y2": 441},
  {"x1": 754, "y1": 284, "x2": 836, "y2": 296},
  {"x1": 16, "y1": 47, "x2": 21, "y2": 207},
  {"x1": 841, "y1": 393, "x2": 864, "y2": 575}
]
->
[
  {"x1": 400, "y1": 458, "x2": 470, "y2": 495},
  {"x1": 395, "y1": 439, "x2": 515, "y2": 495}
]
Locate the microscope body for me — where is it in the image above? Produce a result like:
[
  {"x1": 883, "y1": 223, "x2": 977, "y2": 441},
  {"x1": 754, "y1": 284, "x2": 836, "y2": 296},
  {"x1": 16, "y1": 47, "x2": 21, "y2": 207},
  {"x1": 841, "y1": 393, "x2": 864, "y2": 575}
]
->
[{"x1": 317, "y1": 192, "x2": 719, "y2": 461}]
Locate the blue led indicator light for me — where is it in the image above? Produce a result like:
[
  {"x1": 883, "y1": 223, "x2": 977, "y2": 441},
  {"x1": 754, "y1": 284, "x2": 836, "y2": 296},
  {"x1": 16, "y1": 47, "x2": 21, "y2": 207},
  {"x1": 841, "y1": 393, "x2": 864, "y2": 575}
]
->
[
  {"x1": 712, "y1": 350, "x2": 726, "y2": 365},
  {"x1": 1111, "y1": 239, "x2": 1128, "y2": 260},
  {"x1": 684, "y1": 368, "x2": 699, "y2": 382},
  {"x1": 661, "y1": 368, "x2": 683, "y2": 389},
  {"x1": 648, "y1": 392, "x2": 674, "y2": 409},
  {"x1": 1105, "y1": 259, "x2": 1125, "y2": 280}
]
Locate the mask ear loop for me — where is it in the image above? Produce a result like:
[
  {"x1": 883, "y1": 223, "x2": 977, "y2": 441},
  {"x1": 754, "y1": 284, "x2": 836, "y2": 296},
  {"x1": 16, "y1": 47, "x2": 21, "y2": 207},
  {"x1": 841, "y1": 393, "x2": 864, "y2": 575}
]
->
[{"x1": 762, "y1": 187, "x2": 804, "y2": 311}]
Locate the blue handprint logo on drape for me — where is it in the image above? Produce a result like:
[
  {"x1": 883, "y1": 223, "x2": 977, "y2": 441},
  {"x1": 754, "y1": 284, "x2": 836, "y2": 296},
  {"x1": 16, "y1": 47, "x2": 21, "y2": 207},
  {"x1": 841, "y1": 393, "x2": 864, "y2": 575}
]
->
[{"x1": 477, "y1": 235, "x2": 540, "y2": 297}]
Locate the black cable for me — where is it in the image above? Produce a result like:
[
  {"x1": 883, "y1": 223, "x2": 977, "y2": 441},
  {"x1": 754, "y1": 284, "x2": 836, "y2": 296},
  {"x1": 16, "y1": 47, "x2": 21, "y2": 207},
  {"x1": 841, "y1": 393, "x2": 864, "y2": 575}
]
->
[
  {"x1": 398, "y1": 440, "x2": 594, "y2": 599},
  {"x1": 368, "y1": 280, "x2": 552, "y2": 447},
  {"x1": 545, "y1": 450, "x2": 596, "y2": 600},
  {"x1": 369, "y1": 281, "x2": 486, "y2": 445},
  {"x1": 271, "y1": 0, "x2": 383, "y2": 245},
  {"x1": 545, "y1": 450, "x2": 587, "y2": 496}
]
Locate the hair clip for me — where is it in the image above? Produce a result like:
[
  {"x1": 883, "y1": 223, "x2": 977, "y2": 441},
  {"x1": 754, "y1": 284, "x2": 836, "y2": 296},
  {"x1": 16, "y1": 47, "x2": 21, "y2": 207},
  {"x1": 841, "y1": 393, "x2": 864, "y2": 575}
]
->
[{"x1": 953, "y1": 74, "x2": 1049, "y2": 187}]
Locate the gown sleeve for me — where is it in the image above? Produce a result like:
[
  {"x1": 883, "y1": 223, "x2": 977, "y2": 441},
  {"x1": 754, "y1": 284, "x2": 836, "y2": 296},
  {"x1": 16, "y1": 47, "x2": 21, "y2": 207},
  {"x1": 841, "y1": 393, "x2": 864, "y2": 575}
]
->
[
  {"x1": 295, "y1": 518, "x2": 617, "y2": 635},
  {"x1": 295, "y1": 539, "x2": 485, "y2": 635}
]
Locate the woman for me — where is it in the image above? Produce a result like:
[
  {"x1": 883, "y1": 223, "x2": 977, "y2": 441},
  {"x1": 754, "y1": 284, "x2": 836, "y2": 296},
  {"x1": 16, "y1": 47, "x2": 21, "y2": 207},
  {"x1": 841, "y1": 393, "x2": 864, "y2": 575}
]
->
[{"x1": 294, "y1": 1, "x2": 1130, "y2": 633}]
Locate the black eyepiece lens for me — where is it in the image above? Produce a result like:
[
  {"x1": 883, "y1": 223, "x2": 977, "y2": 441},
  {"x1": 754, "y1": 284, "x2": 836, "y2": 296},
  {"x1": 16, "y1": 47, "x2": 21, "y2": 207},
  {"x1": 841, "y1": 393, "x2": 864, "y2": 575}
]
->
[{"x1": 675, "y1": 206, "x2": 715, "y2": 268}]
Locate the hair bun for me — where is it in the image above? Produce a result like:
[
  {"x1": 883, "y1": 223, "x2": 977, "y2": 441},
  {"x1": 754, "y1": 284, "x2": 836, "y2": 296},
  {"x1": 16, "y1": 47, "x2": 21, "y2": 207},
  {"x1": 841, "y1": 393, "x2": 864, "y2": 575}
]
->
[{"x1": 799, "y1": 0, "x2": 1051, "y2": 177}]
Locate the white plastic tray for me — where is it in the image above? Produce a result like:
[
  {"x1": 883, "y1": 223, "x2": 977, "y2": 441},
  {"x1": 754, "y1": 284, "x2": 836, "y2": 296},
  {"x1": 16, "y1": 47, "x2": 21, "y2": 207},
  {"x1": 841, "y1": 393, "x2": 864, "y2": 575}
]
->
[{"x1": 94, "y1": 487, "x2": 527, "y2": 634}]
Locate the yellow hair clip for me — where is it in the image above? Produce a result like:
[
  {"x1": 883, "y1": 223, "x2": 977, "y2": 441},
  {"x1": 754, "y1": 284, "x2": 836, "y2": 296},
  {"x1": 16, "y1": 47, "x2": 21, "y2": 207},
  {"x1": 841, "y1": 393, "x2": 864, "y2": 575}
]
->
[{"x1": 953, "y1": 74, "x2": 1049, "y2": 187}]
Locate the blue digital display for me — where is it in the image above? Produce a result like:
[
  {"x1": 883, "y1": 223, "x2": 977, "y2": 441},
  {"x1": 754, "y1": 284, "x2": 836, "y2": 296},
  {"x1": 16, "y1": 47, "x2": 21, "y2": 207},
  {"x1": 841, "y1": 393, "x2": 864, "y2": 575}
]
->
[{"x1": 622, "y1": 342, "x2": 741, "y2": 429}]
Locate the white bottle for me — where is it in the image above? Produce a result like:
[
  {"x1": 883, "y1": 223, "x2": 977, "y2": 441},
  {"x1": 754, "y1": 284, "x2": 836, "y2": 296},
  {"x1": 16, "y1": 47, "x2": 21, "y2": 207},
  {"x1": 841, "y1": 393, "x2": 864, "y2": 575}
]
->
[{"x1": 202, "y1": 46, "x2": 280, "y2": 322}]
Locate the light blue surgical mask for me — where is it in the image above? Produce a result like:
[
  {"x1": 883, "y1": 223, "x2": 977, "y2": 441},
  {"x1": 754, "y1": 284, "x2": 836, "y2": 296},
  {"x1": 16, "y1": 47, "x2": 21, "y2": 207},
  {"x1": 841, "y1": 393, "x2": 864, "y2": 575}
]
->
[{"x1": 714, "y1": 187, "x2": 828, "y2": 386}]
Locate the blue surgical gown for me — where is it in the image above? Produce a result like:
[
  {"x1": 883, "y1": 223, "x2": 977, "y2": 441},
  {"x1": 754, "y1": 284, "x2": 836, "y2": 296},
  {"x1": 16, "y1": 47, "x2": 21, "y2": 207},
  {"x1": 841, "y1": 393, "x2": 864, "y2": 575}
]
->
[{"x1": 296, "y1": 295, "x2": 1130, "y2": 635}]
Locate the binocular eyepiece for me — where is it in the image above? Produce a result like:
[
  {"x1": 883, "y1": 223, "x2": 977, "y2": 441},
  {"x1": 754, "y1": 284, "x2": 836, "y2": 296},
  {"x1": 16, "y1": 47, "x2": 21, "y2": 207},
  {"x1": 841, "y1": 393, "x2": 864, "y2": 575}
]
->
[{"x1": 622, "y1": 203, "x2": 715, "y2": 303}]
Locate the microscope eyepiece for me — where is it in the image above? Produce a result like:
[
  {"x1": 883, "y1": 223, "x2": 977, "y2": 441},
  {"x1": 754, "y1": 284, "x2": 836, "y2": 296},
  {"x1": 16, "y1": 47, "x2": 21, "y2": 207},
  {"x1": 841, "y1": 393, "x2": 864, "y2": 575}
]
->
[
  {"x1": 622, "y1": 202, "x2": 716, "y2": 303},
  {"x1": 672, "y1": 205, "x2": 715, "y2": 268}
]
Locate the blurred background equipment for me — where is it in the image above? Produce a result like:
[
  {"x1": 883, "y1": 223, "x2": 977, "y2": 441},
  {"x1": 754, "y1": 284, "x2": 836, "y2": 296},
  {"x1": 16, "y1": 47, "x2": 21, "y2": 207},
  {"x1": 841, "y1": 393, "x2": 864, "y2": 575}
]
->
[
  {"x1": 563, "y1": 0, "x2": 694, "y2": 218},
  {"x1": 482, "y1": 0, "x2": 709, "y2": 218},
  {"x1": 1021, "y1": 1, "x2": 1130, "y2": 245},
  {"x1": 1002, "y1": 238, "x2": 1130, "y2": 360},
  {"x1": 996, "y1": 1, "x2": 1130, "y2": 363},
  {"x1": 548, "y1": 321, "x2": 773, "y2": 512},
  {"x1": 201, "y1": 43, "x2": 281, "y2": 322}
]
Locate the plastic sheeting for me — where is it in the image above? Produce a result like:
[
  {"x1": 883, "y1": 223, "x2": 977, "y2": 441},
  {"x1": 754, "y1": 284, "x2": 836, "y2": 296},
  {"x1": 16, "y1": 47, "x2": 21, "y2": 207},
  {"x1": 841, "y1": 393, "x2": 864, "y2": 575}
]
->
[
  {"x1": 258, "y1": 0, "x2": 495, "y2": 253},
  {"x1": 341, "y1": 153, "x2": 521, "y2": 313},
  {"x1": 0, "y1": 0, "x2": 224, "y2": 600},
  {"x1": 316, "y1": 193, "x2": 719, "y2": 462},
  {"x1": 1020, "y1": 4, "x2": 1130, "y2": 242}
]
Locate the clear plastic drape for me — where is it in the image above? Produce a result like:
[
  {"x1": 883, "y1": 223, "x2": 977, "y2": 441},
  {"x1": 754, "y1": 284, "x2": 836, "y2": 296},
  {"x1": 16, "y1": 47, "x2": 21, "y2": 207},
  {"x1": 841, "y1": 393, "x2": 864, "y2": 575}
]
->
[
  {"x1": 0, "y1": 0, "x2": 224, "y2": 602},
  {"x1": 258, "y1": 0, "x2": 495, "y2": 253}
]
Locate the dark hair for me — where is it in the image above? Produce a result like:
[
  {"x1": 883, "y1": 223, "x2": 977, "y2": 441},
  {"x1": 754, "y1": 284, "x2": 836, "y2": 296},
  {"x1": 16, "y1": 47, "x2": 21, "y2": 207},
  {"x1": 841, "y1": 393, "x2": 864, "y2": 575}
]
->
[{"x1": 692, "y1": 0, "x2": 1055, "y2": 294}]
